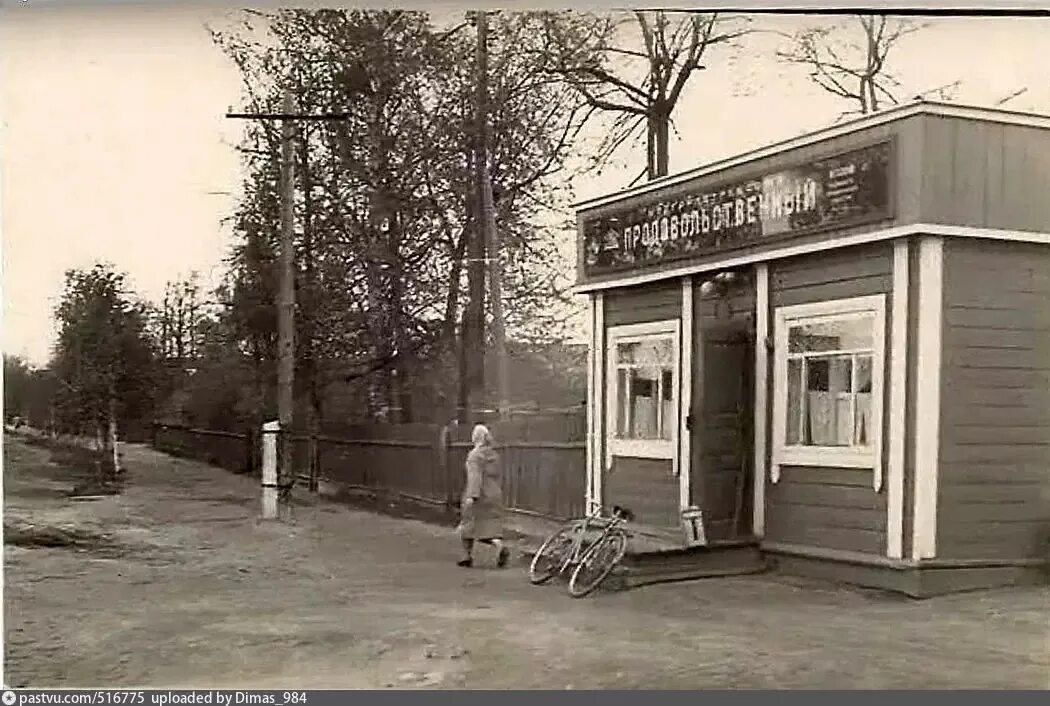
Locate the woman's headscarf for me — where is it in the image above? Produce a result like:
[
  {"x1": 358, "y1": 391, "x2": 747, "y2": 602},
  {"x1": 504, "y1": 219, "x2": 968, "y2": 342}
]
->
[{"x1": 471, "y1": 423, "x2": 493, "y2": 449}]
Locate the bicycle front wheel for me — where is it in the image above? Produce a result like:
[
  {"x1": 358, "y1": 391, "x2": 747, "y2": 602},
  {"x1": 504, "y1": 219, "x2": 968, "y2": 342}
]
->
[
  {"x1": 567, "y1": 531, "x2": 628, "y2": 598},
  {"x1": 528, "y1": 526, "x2": 575, "y2": 585}
]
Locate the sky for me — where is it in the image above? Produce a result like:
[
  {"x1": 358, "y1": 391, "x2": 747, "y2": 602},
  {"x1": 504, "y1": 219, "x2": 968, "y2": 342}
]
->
[{"x1": 3, "y1": 4, "x2": 1049, "y2": 366}]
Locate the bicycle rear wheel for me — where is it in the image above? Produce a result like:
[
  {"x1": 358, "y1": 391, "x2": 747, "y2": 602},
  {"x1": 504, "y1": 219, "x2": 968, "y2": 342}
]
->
[
  {"x1": 567, "y1": 531, "x2": 628, "y2": 598},
  {"x1": 528, "y1": 526, "x2": 576, "y2": 585}
]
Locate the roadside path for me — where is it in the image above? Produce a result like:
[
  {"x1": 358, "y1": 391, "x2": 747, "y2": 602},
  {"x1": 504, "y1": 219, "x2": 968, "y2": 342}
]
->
[{"x1": 4, "y1": 436, "x2": 1048, "y2": 689}]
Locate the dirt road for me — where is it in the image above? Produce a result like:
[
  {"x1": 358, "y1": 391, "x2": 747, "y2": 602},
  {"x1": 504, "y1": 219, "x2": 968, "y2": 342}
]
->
[{"x1": 4, "y1": 435, "x2": 1048, "y2": 689}]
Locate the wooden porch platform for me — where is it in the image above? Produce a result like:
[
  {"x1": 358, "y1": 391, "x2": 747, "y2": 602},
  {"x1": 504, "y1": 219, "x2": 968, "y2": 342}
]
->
[
  {"x1": 508, "y1": 510, "x2": 769, "y2": 590},
  {"x1": 614, "y1": 539, "x2": 768, "y2": 589}
]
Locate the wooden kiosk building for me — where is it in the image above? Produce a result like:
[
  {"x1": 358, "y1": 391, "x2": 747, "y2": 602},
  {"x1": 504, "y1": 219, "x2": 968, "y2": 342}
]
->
[{"x1": 576, "y1": 101, "x2": 1050, "y2": 596}]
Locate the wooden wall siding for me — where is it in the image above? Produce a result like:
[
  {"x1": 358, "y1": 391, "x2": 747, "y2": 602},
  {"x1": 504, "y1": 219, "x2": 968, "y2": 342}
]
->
[
  {"x1": 600, "y1": 283, "x2": 682, "y2": 529},
  {"x1": 603, "y1": 280, "x2": 682, "y2": 326},
  {"x1": 936, "y1": 238, "x2": 1050, "y2": 561},
  {"x1": 691, "y1": 287, "x2": 756, "y2": 541},
  {"x1": 764, "y1": 243, "x2": 894, "y2": 554},
  {"x1": 763, "y1": 467, "x2": 888, "y2": 554},
  {"x1": 921, "y1": 116, "x2": 1050, "y2": 232},
  {"x1": 604, "y1": 457, "x2": 680, "y2": 529},
  {"x1": 771, "y1": 243, "x2": 894, "y2": 306},
  {"x1": 577, "y1": 116, "x2": 925, "y2": 287}
]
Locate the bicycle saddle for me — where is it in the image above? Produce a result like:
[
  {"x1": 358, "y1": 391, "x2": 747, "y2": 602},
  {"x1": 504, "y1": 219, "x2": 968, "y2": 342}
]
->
[{"x1": 611, "y1": 505, "x2": 635, "y2": 522}]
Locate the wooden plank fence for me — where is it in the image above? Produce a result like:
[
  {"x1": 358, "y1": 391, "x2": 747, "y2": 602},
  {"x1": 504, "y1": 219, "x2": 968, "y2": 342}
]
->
[{"x1": 152, "y1": 418, "x2": 586, "y2": 520}]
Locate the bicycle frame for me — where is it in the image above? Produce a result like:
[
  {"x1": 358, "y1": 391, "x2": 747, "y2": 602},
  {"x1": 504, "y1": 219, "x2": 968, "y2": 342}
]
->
[{"x1": 553, "y1": 504, "x2": 630, "y2": 576}]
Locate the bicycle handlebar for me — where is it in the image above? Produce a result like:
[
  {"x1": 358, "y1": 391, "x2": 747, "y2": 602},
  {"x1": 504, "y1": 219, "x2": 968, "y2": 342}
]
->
[{"x1": 581, "y1": 504, "x2": 634, "y2": 525}]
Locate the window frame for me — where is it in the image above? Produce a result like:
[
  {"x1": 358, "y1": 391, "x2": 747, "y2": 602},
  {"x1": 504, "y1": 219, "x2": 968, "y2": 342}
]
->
[
  {"x1": 771, "y1": 294, "x2": 886, "y2": 473},
  {"x1": 605, "y1": 319, "x2": 681, "y2": 462}
]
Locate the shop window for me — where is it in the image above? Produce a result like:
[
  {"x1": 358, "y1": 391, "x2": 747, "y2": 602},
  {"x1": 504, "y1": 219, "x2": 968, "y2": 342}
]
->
[
  {"x1": 606, "y1": 320, "x2": 680, "y2": 460},
  {"x1": 773, "y1": 295, "x2": 885, "y2": 472}
]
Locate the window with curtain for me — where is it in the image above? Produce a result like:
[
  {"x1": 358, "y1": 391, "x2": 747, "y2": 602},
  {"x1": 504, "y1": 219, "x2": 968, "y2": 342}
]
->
[
  {"x1": 774, "y1": 295, "x2": 885, "y2": 470},
  {"x1": 607, "y1": 320, "x2": 679, "y2": 459}
]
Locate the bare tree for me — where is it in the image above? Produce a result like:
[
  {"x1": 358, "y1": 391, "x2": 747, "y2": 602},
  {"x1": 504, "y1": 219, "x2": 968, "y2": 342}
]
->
[
  {"x1": 543, "y1": 11, "x2": 750, "y2": 182},
  {"x1": 777, "y1": 15, "x2": 927, "y2": 120},
  {"x1": 157, "y1": 273, "x2": 205, "y2": 363}
]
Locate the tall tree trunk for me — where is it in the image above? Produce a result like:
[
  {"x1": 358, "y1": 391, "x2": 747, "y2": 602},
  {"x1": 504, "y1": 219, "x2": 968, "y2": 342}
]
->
[
  {"x1": 386, "y1": 208, "x2": 411, "y2": 424},
  {"x1": 108, "y1": 393, "x2": 121, "y2": 477},
  {"x1": 444, "y1": 219, "x2": 468, "y2": 422},
  {"x1": 442, "y1": 232, "x2": 468, "y2": 342},
  {"x1": 161, "y1": 290, "x2": 170, "y2": 358},
  {"x1": 391, "y1": 310, "x2": 412, "y2": 423},
  {"x1": 363, "y1": 188, "x2": 397, "y2": 424},
  {"x1": 460, "y1": 213, "x2": 485, "y2": 423},
  {"x1": 646, "y1": 115, "x2": 657, "y2": 180},
  {"x1": 653, "y1": 111, "x2": 670, "y2": 178},
  {"x1": 253, "y1": 348, "x2": 266, "y2": 474},
  {"x1": 306, "y1": 394, "x2": 320, "y2": 491},
  {"x1": 363, "y1": 247, "x2": 390, "y2": 422},
  {"x1": 457, "y1": 312, "x2": 470, "y2": 423}
]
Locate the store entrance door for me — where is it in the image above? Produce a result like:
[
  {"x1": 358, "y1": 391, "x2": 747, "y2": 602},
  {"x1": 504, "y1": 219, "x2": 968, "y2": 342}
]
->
[{"x1": 695, "y1": 319, "x2": 755, "y2": 542}]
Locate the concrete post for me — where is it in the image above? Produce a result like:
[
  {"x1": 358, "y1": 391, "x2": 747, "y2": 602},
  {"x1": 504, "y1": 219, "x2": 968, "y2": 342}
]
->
[{"x1": 261, "y1": 420, "x2": 280, "y2": 520}]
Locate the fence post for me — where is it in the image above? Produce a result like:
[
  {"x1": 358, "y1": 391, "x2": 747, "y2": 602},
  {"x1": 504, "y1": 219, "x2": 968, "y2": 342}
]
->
[
  {"x1": 438, "y1": 424, "x2": 452, "y2": 510},
  {"x1": 243, "y1": 426, "x2": 254, "y2": 475},
  {"x1": 261, "y1": 420, "x2": 280, "y2": 520},
  {"x1": 308, "y1": 430, "x2": 319, "y2": 493}
]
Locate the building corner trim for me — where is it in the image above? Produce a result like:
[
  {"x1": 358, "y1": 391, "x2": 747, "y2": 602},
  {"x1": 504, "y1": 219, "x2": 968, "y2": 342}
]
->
[
  {"x1": 887, "y1": 238, "x2": 909, "y2": 559},
  {"x1": 753, "y1": 263, "x2": 770, "y2": 538},
  {"x1": 679, "y1": 277, "x2": 694, "y2": 512},
  {"x1": 585, "y1": 293, "x2": 597, "y2": 511},
  {"x1": 593, "y1": 292, "x2": 606, "y2": 509},
  {"x1": 912, "y1": 236, "x2": 943, "y2": 560}
]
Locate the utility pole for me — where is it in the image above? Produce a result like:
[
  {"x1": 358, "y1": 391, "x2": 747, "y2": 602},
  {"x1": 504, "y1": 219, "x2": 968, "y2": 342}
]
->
[
  {"x1": 469, "y1": 9, "x2": 511, "y2": 423},
  {"x1": 226, "y1": 86, "x2": 352, "y2": 520},
  {"x1": 276, "y1": 87, "x2": 297, "y2": 518},
  {"x1": 459, "y1": 10, "x2": 488, "y2": 425},
  {"x1": 476, "y1": 12, "x2": 510, "y2": 422}
]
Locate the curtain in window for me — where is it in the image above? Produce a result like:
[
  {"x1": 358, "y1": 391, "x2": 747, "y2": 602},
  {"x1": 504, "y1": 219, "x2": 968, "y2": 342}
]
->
[
  {"x1": 807, "y1": 391, "x2": 836, "y2": 445},
  {"x1": 661, "y1": 399, "x2": 674, "y2": 440},
  {"x1": 855, "y1": 392, "x2": 872, "y2": 446},
  {"x1": 632, "y1": 397, "x2": 657, "y2": 438}
]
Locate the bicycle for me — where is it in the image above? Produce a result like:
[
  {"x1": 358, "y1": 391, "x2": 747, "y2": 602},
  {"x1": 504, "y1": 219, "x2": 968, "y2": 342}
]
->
[{"x1": 528, "y1": 503, "x2": 635, "y2": 598}]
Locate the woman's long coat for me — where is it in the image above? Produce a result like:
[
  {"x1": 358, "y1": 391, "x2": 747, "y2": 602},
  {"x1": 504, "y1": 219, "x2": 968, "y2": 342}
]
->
[{"x1": 458, "y1": 445, "x2": 505, "y2": 540}]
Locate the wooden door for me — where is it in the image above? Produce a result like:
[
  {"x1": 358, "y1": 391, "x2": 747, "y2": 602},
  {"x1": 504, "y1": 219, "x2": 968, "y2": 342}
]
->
[{"x1": 696, "y1": 320, "x2": 755, "y2": 541}]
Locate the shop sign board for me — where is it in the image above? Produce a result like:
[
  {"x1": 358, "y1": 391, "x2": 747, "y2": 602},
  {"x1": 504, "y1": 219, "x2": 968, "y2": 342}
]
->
[{"x1": 581, "y1": 141, "x2": 894, "y2": 277}]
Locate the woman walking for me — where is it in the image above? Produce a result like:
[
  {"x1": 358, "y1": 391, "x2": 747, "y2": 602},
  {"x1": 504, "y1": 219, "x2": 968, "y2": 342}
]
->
[{"x1": 457, "y1": 424, "x2": 509, "y2": 568}]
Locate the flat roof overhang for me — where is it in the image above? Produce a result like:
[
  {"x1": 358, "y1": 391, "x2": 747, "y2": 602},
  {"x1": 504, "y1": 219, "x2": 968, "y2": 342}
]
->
[
  {"x1": 572, "y1": 100, "x2": 1050, "y2": 295},
  {"x1": 574, "y1": 100, "x2": 1050, "y2": 214}
]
